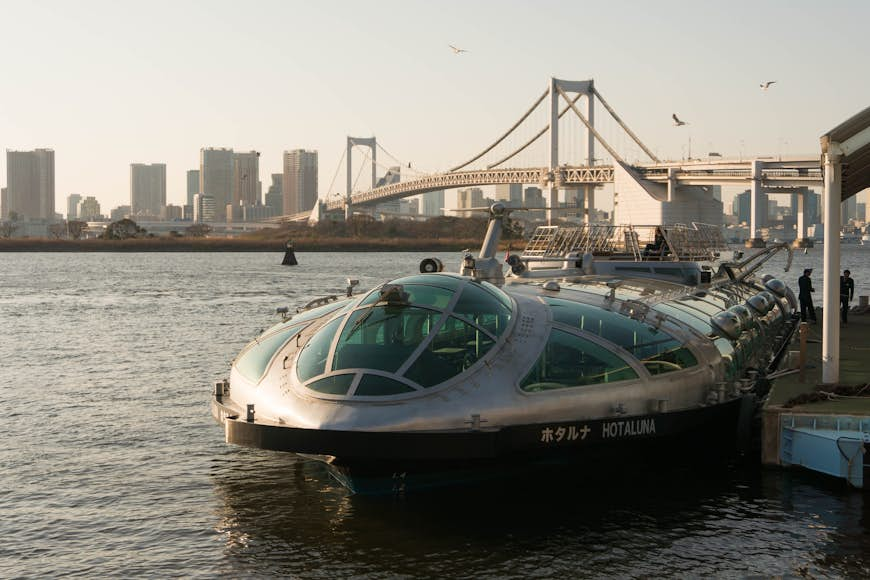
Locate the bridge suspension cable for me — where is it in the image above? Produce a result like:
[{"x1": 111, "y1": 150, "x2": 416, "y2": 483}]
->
[
  {"x1": 449, "y1": 89, "x2": 548, "y2": 172},
  {"x1": 556, "y1": 85, "x2": 624, "y2": 164},
  {"x1": 592, "y1": 87, "x2": 660, "y2": 163},
  {"x1": 486, "y1": 92, "x2": 583, "y2": 169},
  {"x1": 325, "y1": 147, "x2": 347, "y2": 197}
]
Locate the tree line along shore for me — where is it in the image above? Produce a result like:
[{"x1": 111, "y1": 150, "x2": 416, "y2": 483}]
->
[{"x1": 0, "y1": 215, "x2": 526, "y2": 252}]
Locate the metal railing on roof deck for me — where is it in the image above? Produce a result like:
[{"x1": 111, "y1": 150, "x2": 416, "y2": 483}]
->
[{"x1": 521, "y1": 223, "x2": 728, "y2": 262}]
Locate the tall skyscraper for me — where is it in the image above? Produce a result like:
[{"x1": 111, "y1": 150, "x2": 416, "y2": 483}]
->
[
  {"x1": 186, "y1": 170, "x2": 200, "y2": 207},
  {"x1": 841, "y1": 195, "x2": 858, "y2": 224},
  {"x1": 457, "y1": 187, "x2": 485, "y2": 210},
  {"x1": 233, "y1": 151, "x2": 260, "y2": 206},
  {"x1": 282, "y1": 149, "x2": 318, "y2": 215},
  {"x1": 130, "y1": 163, "x2": 166, "y2": 217},
  {"x1": 200, "y1": 148, "x2": 234, "y2": 212},
  {"x1": 421, "y1": 190, "x2": 444, "y2": 216},
  {"x1": 265, "y1": 174, "x2": 283, "y2": 210},
  {"x1": 1, "y1": 187, "x2": 6, "y2": 219},
  {"x1": 67, "y1": 194, "x2": 82, "y2": 220},
  {"x1": 494, "y1": 184, "x2": 523, "y2": 205},
  {"x1": 6, "y1": 148, "x2": 55, "y2": 220}
]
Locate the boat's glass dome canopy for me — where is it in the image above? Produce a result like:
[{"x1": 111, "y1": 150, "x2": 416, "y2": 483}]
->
[{"x1": 296, "y1": 274, "x2": 514, "y2": 397}]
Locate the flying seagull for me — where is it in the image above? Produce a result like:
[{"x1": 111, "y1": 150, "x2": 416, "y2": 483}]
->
[
  {"x1": 672, "y1": 113, "x2": 688, "y2": 126},
  {"x1": 449, "y1": 44, "x2": 469, "y2": 54},
  {"x1": 760, "y1": 81, "x2": 776, "y2": 90}
]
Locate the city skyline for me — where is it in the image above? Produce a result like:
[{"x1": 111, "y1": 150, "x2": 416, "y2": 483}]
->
[{"x1": 1, "y1": 0, "x2": 869, "y2": 213}]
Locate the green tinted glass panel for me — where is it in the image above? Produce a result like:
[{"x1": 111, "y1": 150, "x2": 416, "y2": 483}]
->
[
  {"x1": 355, "y1": 374, "x2": 416, "y2": 396},
  {"x1": 454, "y1": 282, "x2": 511, "y2": 337},
  {"x1": 653, "y1": 303, "x2": 715, "y2": 335},
  {"x1": 480, "y1": 281, "x2": 514, "y2": 312},
  {"x1": 307, "y1": 374, "x2": 355, "y2": 395},
  {"x1": 296, "y1": 318, "x2": 342, "y2": 382},
  {"x1": 289, "y1": 299, "x2": 352, "y2": 326},
  {"x1": 358, "y1": 281, "x2": 456, "y2": 308},
  {"x1": 521, "y1": 329, "x2": 638, "y2": 392},
  {"x1": 677, "y1": 297, "x2": 722, "y2": 317},
  {"x1": 392, "y1": 274, "x2": 464, "y2": 290},
  {"x1": 332, "y1": 306, "x2": 443, "y2": 373},
  {"x1": 404, "y1": 316, "x2": 496, "y2": 388},
  {"x1": 545, "y1": 297, "x2": 682, "y2": 362},
  {"x1": 235, "y1": 325, "x2": 305, "y2": 382},
  {"x1": 642, "y1": 347, "x2": 697, "y2": 375}
]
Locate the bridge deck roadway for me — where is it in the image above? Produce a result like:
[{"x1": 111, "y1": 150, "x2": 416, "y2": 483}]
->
[{"x1": 275, "y1": 158, "x2": 823, "y2": 222}]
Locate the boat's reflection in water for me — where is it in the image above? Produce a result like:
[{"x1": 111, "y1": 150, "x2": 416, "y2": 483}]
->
[{"x1": 209, "y1": 448, "x2": 870, "y2": 577}]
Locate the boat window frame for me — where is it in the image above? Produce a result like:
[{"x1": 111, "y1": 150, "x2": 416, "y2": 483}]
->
[
  {"x1": 294, "y1": 274, "x2": 518, "y2": 400},
  {"x1": 518, "y1": 326, "x2": 643, "y2": 393}
]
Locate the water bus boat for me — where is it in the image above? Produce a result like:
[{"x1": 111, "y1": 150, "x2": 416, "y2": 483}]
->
[{"x1": 211, "y1": 204, "x2": 798, "y2": 493}]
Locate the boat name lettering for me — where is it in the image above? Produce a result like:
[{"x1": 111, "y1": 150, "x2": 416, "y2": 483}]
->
[
  {"x1": 540, "y1": 424, "x2": 590, "y2": 444},
  {"x1": 601, "y1": 418, "x2": 656, "y2": 438}
]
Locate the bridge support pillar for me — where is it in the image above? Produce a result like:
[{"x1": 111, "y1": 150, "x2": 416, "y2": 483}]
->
[
  {"x1": 747, "y1": 159, "x2": 766, "y2": 248},
  {"x1": 792, "y1": 187, "x2": 814, "y2": 248},
  {"x1": 584, "y1": 187, "x2": 594, "y2": 224},
  {"x1": 547, "y1": 186, "x2": 559, "y2": 225}
]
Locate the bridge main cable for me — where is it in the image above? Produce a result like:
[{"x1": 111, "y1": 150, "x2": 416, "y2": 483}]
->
[
  {"x1": 487, "y1": 92, "x2": 583, "y2": 169},
  {"x1": 449, "y1": 89, "x2": 548, "y2": 172},
  {"x1": 556, "y1": 85, "x2": 624, "y2": 165},
  {"x1": 592, "y1": 87, "x2": 660, "y2": 163}
]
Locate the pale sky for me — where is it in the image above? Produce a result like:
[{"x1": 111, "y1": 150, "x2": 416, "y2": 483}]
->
[{"x1": 1, "y1": 0, "x2": 869, "y2": 213}]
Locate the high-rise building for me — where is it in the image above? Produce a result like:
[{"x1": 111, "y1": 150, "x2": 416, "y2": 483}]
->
[
  {"x1": 282, "y1": 149, "x2": 318, "y2": 215},
  {"x1": 78, "y1": 196, "x2": 102, "y2": 221},
  {"x1": 186, "y1": 170, "x2": 200, "y2": 207},
  {"x1": 265, "y1": 174, "x2": 283, "y2": 211},
  {"x1": 200, "y1": 148, "x2": 234, "y2": 213},
  {"x1": 232, "y1": 151, "x2": 260, "y2": 206},
  {"x1": 110, "y1": 205, "x2": 131, "y2": 221},
  {"x1": 457, "y1": 187, "x2": 485, "y2": 210},
  {"x1": 494, "y1": 184, "x2": 523, "y2": 205},
  {"x1": 1, "y1": 187, "x2": 6, "y2": 219},
  {"x1": 732, "y1": 190, "x2": 767, "y2": 226},
  {"x1": 841, "y1": 195, "x2": 858, "y2": 224},
  {"x1": 67, "y1": 194, "x2": 82, "y2": 220},
  {"x1": 6, "y1": 148, "x2": 55, "y2": 220},
  {"x1": 789, "y1": 190, "x2": 820, "y2": 226},
  {"x1": 193, "y1": 193, "x2": 215, "y2": 223},
  {"x1": 130, "y1": 163, "x2": 167, "y2": 218},
  {"x1": 421, "y1": 190, "x2": 444, "y2": 216}
]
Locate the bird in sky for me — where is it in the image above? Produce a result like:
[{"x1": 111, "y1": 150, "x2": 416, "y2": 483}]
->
[
  {"x1": 672, "y1": 114, "x2": 688, "y2": 126},
  {"x1": 449, "y1": 44, "x2": 469, "y2": 54},
  {"x1": 760, "y1": 81, "x2": 776, "y2": 90}
]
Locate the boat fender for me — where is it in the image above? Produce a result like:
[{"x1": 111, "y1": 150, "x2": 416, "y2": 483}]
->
[{"x1": 419, "y1": 257, "x2": 444, "y2": 273}]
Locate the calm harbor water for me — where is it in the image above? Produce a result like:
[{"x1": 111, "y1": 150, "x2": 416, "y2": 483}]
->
[{"x1": 2, "y1": 248, "x2": 869, "y2": 578}]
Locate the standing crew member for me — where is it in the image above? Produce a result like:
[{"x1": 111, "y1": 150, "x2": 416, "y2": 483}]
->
[
  {"x1": 797, "y1": 268, "x2": 816, "y2": 323},
  {"x1": 840, "y1": 270, "x2": 855, "y2": 324}
]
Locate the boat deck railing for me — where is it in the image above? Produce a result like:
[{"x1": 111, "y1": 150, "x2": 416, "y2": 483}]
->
[{"x1": 522, "y1": 223, "x2": 728, "y2": 262}]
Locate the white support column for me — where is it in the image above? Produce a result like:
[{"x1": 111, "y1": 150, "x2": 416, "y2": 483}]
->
[
  {"x1": 747, "y1": 159, "x2": 766, "y2": 247},
  {"x1": 822, "y1": 152, "x2": 842, "y2": 384},
  {"x1": 547, "y1": 78, "x2": 559, "y2": 225},
  {"x1": 584, "y1": 88, "x2": 595, "y2": 224}
]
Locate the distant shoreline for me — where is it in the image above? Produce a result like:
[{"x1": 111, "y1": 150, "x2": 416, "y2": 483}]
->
[{"x1": 0, "y1": 238, "x2": 483, "y2": 252}]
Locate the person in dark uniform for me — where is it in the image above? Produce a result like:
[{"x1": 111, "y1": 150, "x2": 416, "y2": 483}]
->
[
  {"x1": 797, "y1": 268, "x2": 816, "y2": 323},
  {"x1": 840, "y1": 269, "x2": 855, "y2": 324}
]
